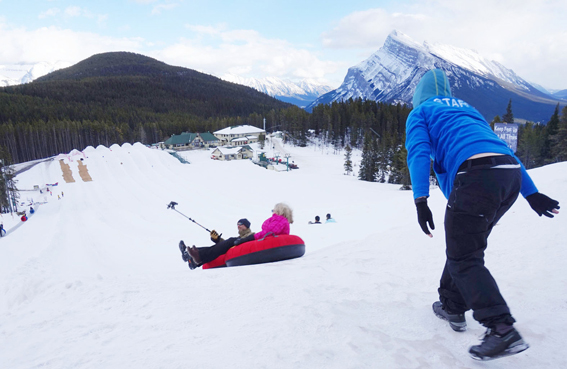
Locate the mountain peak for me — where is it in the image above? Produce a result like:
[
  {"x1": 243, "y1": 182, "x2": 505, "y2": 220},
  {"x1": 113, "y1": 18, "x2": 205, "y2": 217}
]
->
[
  {"x1": 307, "y1": 30, "x2": 563, "y2": 122},
  {"x1": 387, "y1": 30, "x2": 424, "y2": 51}
]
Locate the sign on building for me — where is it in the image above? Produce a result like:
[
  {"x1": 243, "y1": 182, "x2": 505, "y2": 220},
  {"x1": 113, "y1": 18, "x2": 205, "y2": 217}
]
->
[{"x1": 494, "y1": 123, "x2": 519, "y2": 152}]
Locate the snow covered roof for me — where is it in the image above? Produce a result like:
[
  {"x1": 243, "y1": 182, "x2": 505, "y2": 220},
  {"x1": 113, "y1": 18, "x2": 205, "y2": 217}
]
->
[
  {"x1": 214, "y1": 125, "x2": 265, "y2": 135},
  {"x1": 213, "y1": 147, "x2": 242, "y2": 155}
]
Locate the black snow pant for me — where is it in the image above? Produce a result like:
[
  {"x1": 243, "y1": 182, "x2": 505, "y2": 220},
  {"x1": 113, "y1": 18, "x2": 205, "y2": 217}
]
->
[
  {"x1": 439, "y1": 155, "x2": 522, "y2": 328},
  {"x1": 196, "y1": 237, "x2": 238, "y2": 264}
]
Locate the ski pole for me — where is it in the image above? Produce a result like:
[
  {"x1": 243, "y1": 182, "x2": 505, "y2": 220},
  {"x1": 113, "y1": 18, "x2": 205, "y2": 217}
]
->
[{"x1": 167, "y1": 201, "x2": 211, "y2": 233}]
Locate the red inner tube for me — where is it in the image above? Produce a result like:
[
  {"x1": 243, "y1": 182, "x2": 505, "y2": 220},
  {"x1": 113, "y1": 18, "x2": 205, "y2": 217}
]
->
[{"x1": 202, "y1": 234, "x2": 305, "y2": 269}]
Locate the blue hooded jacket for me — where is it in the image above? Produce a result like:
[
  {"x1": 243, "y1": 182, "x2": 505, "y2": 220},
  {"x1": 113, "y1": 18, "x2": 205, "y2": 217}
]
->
[{"x1": 405, "y1": 69, "x2": 537, "y2": 199}]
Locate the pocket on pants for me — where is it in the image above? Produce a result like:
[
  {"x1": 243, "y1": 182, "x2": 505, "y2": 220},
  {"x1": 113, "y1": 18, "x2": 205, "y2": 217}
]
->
[{"x1": 445, "y1": 208, "x2": 491, "y2": 259}]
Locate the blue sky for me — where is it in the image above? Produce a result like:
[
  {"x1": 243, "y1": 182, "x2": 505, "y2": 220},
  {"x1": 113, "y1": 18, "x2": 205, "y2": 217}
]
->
[{"x1": 1, "y1": 0, "x2": 566, "y2": 89}]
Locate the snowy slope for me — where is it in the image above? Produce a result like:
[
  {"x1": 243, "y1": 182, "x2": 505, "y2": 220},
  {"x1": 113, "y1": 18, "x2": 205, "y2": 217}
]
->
[{"x1": 1, "y1": 142, "x2": 566, "y2": 368}]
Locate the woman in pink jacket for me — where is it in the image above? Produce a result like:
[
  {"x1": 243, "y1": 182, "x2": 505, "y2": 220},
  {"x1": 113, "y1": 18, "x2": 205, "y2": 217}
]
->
[{"x1": 234, "y1": 202, "x2": 294, "y2": 245}]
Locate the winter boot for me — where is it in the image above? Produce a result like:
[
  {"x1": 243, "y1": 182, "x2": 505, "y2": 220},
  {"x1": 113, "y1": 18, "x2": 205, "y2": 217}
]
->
[
  {"x1": 187, "y1": 245, "x2": 202, "y2": 264},
  {"x1": 469, "y1": 327, "x2": 529, "y2": 360},
  {"x1": 179, "y1": 241, "x2": 189, "y2": 262},
  {"x1": 432, "y1": 301, "x2": 467, "y2": 332},
  {"x1": 188, "y1": 259, "x2": 198, "y2": 270}
]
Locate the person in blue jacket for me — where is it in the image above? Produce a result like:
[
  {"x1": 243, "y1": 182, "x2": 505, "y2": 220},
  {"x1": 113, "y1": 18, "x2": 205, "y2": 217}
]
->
[{"x1": 405, "y1": 69, "x2": 560, "y2": 361}]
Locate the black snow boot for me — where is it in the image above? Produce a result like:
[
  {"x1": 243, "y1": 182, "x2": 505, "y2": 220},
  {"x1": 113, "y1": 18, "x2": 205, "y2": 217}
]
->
[
  {"x1": 469, "y1": 327, "x2": 529, "y2": 360},
  {"x1": 179, "y1": 241, "x2": 189, "y2": 262},
  {"x1": 188, "y1": 259, "x2": 198, "y2": 270},
  {"x1": 432, "y1": 301, "x2": 467, "y2": 332}
]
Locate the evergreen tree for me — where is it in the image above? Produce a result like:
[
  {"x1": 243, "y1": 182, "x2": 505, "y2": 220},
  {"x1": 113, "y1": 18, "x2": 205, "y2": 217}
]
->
[
  {"x1": 502, "y1": 99, "x2": 514, "y2": 123},
  {"x1": 344, "y1": 144, "x2": 353, "y2": 175},
  {"x1": 389, "y1": 144, "x2": 411, "y2": 189},
  {"x1": 543, "y1": 104, "x2": 560, "y2": 163},
  {"x1": 490, "y1": 115, "x2": 502, "y2": 130},
  {"x1": 551, "y1": 105, "x2": 567, "y2": 162},
  {"x1": 0, "y1": 146, "x2": 18, "y2": 213},
  {"x1": 358, "y1": 132, "x2": 377, "y2": 182},
  {"x1": 516, "y1": 122, "x2": 544, "y2": 169}
]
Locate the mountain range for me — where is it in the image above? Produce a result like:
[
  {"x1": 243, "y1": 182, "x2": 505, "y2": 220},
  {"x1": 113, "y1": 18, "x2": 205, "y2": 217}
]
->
[
  {"x1": 1, "y1": 61, "x2": 332, "y2": 108},
  {"x1": 2, "y1": 33, "x2": 566, "y2": 120},
  {"x1": 221, "y1": 74, "x2": 333, "y2": 107},
  {"x1": 307, "y1": 30, "x2": 566, "y2": 122},
  {"x1": 0, "y1": 61, "x2": 72, "y2": 87}
]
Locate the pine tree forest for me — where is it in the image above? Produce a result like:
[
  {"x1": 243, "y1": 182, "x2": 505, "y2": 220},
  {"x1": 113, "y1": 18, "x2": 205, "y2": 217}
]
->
[{"x1": 0, "y1": 94, "x2": 566, "y2": 194}]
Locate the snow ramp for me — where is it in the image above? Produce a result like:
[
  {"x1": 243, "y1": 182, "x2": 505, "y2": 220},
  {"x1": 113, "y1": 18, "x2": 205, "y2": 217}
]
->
[
  {"x1": 77, "y1": 160, "x2": 93, "y2": 182},
  {"x1": 59, "y1": 159, "x2": 75, "y2": 183}
]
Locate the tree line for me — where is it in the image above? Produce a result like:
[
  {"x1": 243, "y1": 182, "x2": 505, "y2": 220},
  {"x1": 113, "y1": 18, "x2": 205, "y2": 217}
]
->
[{"x1": 1, "y1": 95, "x2": 566, "y2": 212}]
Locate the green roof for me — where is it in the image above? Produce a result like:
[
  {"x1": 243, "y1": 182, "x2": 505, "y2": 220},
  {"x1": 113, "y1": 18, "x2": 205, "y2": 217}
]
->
[
  {"x1": 164, "y1": 132, "x2": 197, "y2": 145},
  {"x1": 199, "y1": 132, "x2": 219, "y2": 142}
]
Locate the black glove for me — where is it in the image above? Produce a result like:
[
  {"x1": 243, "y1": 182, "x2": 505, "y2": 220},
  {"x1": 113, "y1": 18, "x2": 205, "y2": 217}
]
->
[
  {"x1": 526, "y1": 192, "x2": 560, "y2": 218},
  {"x1": 210, "y1": 230, "x2": 222, "y2": 243},
  {"x1": 415, "y1": 197, "x2": 435, "y2": 236}
]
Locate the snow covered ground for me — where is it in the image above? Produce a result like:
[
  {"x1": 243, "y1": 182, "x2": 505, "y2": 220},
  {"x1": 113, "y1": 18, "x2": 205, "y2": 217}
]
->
[{"x1": 1, "y1": 139, "x2": 566, "y2": 369}]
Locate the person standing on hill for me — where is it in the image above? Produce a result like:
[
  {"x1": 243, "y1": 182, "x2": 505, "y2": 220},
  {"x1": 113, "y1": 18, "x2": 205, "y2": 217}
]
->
[{"x1": 405, "y1": 69, "x2": 560, "y2": 361}]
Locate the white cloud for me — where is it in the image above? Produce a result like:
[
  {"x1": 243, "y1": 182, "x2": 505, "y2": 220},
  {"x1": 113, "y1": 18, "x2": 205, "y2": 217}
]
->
[
  {"x1": 38, "y1": 8, "x2": 60, "y2": 19},
  {"x1": 152, "y1": 25, "x2": 341, "y2": 84},
  {"x1": 0, "y1": 24, "x2": 143, "y2": 65},
  {"x1": 322, "y1": 8, "x2": 425, "y2": 50},
  {"x1": 37, "y1": 6, "x2": 108, "y2": 25},
  {"x1": 151, "y1": 3, "x2": 179, "y2": 15},
  {"x1": 0, "y1": 20, "x2": 340, "y2": 85},
  {"x1": 64, "y1": 6, "x2": 82, "y2": 17},
  {"x1": 185, "y1": 24, "x2": 226, "y2": 36},
  {"x1": 320, "y1": 0, "x2": 567, "y2": 89}
]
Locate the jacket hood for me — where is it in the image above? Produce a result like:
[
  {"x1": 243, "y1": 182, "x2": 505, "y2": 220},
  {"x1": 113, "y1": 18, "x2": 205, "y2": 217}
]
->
[{"x1": 412, "y1": 69, "x2": 452, "y2": 107}]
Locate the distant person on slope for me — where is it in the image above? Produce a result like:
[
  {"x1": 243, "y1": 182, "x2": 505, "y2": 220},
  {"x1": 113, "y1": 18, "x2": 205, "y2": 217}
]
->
[
  {"x1": 0, "y1": 223, "x2": 5, "y2": 237},
  {"x1": 325, "y1": 214, "x2": 336, "y2": 223},
  {"x1": 308, "y1": 215, "x2": 322, "y2": 224},
  {"x1": 405, "y1": 69, "x2": 560, "y2": 361}
]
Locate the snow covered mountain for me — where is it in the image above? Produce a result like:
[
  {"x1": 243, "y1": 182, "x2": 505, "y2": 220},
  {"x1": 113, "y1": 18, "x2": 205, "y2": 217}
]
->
[
  {"x1": 308, "y1": 30, "x2": 563, "y2": 122},
  {"x1": 222, "y1": 74, "x2": 333, "y2": 107},
  {"x1": 0, "y1": 61, "x2": 72, "y2": 87}
]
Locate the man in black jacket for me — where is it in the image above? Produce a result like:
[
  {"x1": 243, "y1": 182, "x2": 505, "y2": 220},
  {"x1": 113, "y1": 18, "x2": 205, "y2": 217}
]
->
[{"x1": 178, "y1": 218, "x2": 254, "y2": 269}]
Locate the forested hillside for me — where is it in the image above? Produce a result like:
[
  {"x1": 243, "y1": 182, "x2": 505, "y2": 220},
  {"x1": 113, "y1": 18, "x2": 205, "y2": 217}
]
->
[
  {"x1": 0, "y1": 52, "x2": 290, "y2": 162},
  {"x1": 0, "y1": 51, "x2": 565, "y2": 188}
]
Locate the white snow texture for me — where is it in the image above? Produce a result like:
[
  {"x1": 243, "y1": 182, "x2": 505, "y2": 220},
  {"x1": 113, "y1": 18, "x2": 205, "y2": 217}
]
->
[{"x1": 0, "y1": 141, "x2": 565, "y2": 369}]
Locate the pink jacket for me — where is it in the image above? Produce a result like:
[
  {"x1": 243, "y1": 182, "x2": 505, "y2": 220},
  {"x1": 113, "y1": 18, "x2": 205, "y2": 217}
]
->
[{"x1": 254, "y1": 213, "x2": 290, "y2": 240}]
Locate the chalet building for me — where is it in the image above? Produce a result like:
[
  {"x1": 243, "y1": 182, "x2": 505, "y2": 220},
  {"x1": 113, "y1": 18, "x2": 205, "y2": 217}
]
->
[
  {"x1": 162, "y1": 132, "x2": 221, "y2": 150},
  {"x1": 211, "y1": 145, "x2": 254, "y2": 161},
  {"x1": 213, "y1": 125, "x2": 265, "y2": 145}
]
